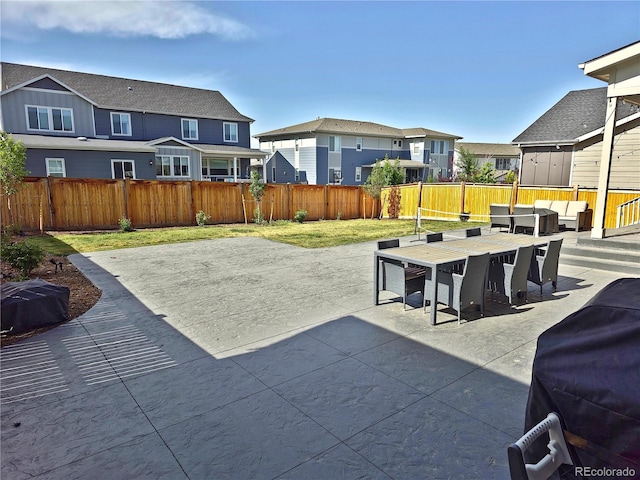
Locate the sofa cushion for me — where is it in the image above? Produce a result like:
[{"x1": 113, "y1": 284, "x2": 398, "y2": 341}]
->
[
  {"x1": 534, "y1": 200, "x2": 552, "y2": 210},
  {"x1": 550, "y1": 200, "x2": 568, "y2": 216},
  {"x1": 566, "y1": 201, "x2": 588, "y2": 218}
]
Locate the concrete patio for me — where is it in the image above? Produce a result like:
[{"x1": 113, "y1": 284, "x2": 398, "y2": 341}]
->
[{"x1": 0, "y1": 231, "x2": 634, "y2": 479}]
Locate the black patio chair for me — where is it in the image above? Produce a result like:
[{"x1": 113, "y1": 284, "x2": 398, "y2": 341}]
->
[{"x1": 377, "y1": 239, "x2": 426, "y2": 310}]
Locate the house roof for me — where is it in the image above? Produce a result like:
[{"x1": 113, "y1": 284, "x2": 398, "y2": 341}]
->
[
  {"x1": 255, "y1": 117, "x2": 461, "y2": 140},
  {"x1": 10, "y1": 134, "x2": 157, "y2": 153},
  {"x1": 401, "y1": 127, "x2": 462, "y2": 139},
  {"x1": 512, "y1": 87, "x2": 638, "y2": 145},
  {"x1": 0, "y1": 62, "x2": 254, "y2": 123},
  {"x1": 455, "y1": 142, "x2": 520, "y2": 157}
]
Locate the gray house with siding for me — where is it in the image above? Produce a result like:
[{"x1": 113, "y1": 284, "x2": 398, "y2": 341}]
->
[
  {"x1": 0, "y1": 63, "x2": 267, "y2": 181},
  {"x1": 255, "y1": 118, "x2": 461, "y2": 186},
  {"x1": 512, "y1": 87, "x2": 640, "y2": 188}
]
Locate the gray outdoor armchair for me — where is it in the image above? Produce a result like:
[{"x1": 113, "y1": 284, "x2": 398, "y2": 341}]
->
[
  {"x1": 528, "y1": 239, "x2": 563, "y2": 295},
  {"x1": 502, "y1": 245, "x2": 534, "y2": 305},
  {"x1": 425, "y1": 252, "x2": 490, "y2": 324},
  {"x1": 489, "y1": 204, "x2": 512, "y2": 232},
  {"x1": 377, "y1": 239, "x2": 427, "y2": 310},
  {"x1": 512, "y1": 205, "x2": 536, "y2": 234}
]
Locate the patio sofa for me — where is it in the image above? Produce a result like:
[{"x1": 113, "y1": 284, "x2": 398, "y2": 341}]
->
[{"x1": 533, "y1": 200, "x2": 593, "y2": 231}]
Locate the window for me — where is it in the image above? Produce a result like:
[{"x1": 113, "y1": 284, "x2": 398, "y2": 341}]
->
[
  {"x1": 272, "y1": 167, "x2": 276, "y2": 182},
  {"x1": 181, "y1": 119, "x2": 198, "y2": 140},
  {"x1": 329, "y1": 136, "x2": 341, "y2": 153},
  {"x1": 156, "y1": 155, "x2": 190, "y2": 177},
  {"x1": 111, "y1": 112, "x2": 131, "y2": 136},
  {"x1": 329, "y1": 168, "x2": 342, "y2": 184},
  {"x1": 495, "y1": 158, "x2": 511, "y2": 170},
  {"x1": 356, "y1": 137, "x2": 362, "y2": 152},
  {"x1": 27, "y1": 106, "x2": 73, "y2": 132},
  {"x1": 413, "y1": 143, "x2": 420, "y2": 154},
  {"x1": 112, "y1": 160, "x2": 135, "y2": 179},
  {"x1": 202, "y1": 159, "x2": 231, "y2": 177},
  {"x1": 46, "y1": 158, "x2": 66, "y2": 177},
  {"x1": 223, "y1": 122, "x2": 238, "y2": 142},
  {"x1": 355, "y1": 166, "x2": 362, "y2": 182},
  {"x1": 430, "y1": 140, "x2": 448, "y2": 155}
]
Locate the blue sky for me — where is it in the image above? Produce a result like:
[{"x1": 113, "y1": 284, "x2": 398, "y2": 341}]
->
[{"x1": 2, "y1": 1, "x2": 639, "y2": 146}]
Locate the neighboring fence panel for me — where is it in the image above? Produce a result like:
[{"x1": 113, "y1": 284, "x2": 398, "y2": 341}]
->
[
  {"x1": 464, "y1": 184, "x2": 514, "y2": 222},
  {"x1": 127, "y1": 180, "x2": 192, "y2": 227},
  {"x1": 192, "y1": 181, "x2": 244, "y2": 224},
  {"x1": 0, "y1": 178, "x2": 49, "y2": 231},
  {"x1": 49, "y1": 177, "x2": 125, "y2": 230},
  {"x1": 327, "y1": 185, "x2": 362, "y2": 220},
  {"x1": 290, "y1": 185, "x2": 326, "y2": 221},
  {"x1": 515, "y1": 186, "x2": 574, "y2": 205}
]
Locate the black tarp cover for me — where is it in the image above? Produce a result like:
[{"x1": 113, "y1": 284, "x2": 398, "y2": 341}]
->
[
  {"x1": 525, "y1": 277, "x2": 640, "y2": 478},
  {"x1": 1, "y1": 279, "x2": 69, "y2": 334}
]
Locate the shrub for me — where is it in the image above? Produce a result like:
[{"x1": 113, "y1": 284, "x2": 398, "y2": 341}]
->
[
  {"x1": 294, "y1": 209, "x2": 307, "y2": 223},
  {"x1": 1, "y1": 240, "x2": 45, "y2": 279},
  {"x1": 387, "y1": 186, "x2": 402, "y2": 219},
  {"x1": 195, "y1": 210, "x2": 210, "y2": 227},
  {"x1": 118, "y1": 217, "x2": 133, "y2": 232}
]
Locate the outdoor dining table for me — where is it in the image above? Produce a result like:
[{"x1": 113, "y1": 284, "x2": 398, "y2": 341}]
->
[{"x1": 374, "y1": 234, "x2": 553, "y2": 325}]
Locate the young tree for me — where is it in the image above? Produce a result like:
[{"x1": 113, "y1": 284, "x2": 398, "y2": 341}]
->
[
  {"x1": 248, "y1": 169, "x2": 266, "y2": 224},
  {"x1": 454, "y1": 147, "x2": 479, "y2": 182},
  {"x1": 363, "y1": 155, "x2": 405, "y2": 219},
  {"x1": 0, "y1": 132, "x2": 29, "y2": 225}
]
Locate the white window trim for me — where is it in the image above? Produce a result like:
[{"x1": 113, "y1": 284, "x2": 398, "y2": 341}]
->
[
  {"x1": 355, "y1": 166, "x2": 362, "y2": 182},
  {"x1": 156, "y1": 155, "x2": 191, "y2": 178},
  {"x1": 181, "y1": 118, "x2": 199, "y2": 140},
  {"x1": 223, "y1": 122, "x2": 238, "y2": 143},
  {"x1": 111, "y1": 159, "x2": 136, "y2": 179},
  {"x1": 46, "y1": 158, "x2": 66, "y2": 177},
  {"x1": 26, "y1": 105, "x2": 74, "y2": 133},
  {"x1": 110, "y1": 112, "x2": 132, "y2": 137},
  {"x1": 356, "y1": 137, "x2": 362, "y2": 152}
]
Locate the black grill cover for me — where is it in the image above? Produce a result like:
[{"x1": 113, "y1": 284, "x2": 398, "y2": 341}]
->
[
  {"x1": 1, "y1": 279, "x2": 70, "y2": 335},
  {"x1": 524, "y1": 277, "x2": 640, "y2": 478}
]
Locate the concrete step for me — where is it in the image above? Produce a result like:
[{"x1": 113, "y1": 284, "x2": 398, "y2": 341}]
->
[
  {"x1": 576, "y1": 236, "x2": 640, "y2": 251},
  {"x1": 560, "y1": 252, "x2": 640, "y2": 275},
  {"x1": 561, "y1": 245, "x2": 640, "y2": 263}
]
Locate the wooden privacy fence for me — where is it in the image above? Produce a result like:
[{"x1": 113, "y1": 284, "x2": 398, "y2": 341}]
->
[
  {"x1": 381, "y1": 182, "x2": 640, "y2": 230},
  {"x1": 1, "y1": 177, "x2": 379, "y2": 231}
]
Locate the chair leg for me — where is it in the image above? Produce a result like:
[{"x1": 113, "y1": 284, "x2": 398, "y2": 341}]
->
[{"x1": 552, "y1": 281, "x2": 557, "y2": 292}]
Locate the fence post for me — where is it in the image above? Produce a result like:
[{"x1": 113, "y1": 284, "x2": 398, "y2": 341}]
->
[
  {"x1": 189, "y1": 180, "x2": 196, "y2": 225},
  {"x1": 324, "y1": 184, "x2": 329, "y2": 220},
  {"x1": 288, "y1": 184, "x2": 294, "y2": 220},
  {"x1": 510, "y1": 180, "x2": 518, "y2": 213},
  {"x1": 460, "y1": 181, "x2": 466, "y2": 215},
  {"x1": 572, "y1": 184, "x2": 579, "y2": 201},
  {"x1": 45, "y1": 176, "x2": 56, "y2": 230},
  {"x1": 123, "y1": 178, "x2": 130, "y2": 220}
]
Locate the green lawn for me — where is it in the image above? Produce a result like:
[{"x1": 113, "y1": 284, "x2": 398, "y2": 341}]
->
[{"x1": 25, "y1": 219, "x2": 484, "y2": 255}]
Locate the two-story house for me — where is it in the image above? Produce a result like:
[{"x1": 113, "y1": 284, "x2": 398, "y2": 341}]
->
[
  {"x1": 255, "y1": 118, "x2": 461, "y2": 185},
  {"x1": 0, "y1": 63, "x2": 268, "y2": 181}
]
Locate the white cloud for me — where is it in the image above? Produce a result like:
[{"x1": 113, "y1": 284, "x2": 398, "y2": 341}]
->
[{"x1": 2, "y1": 0, "x2": 254, "y2": 40}]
